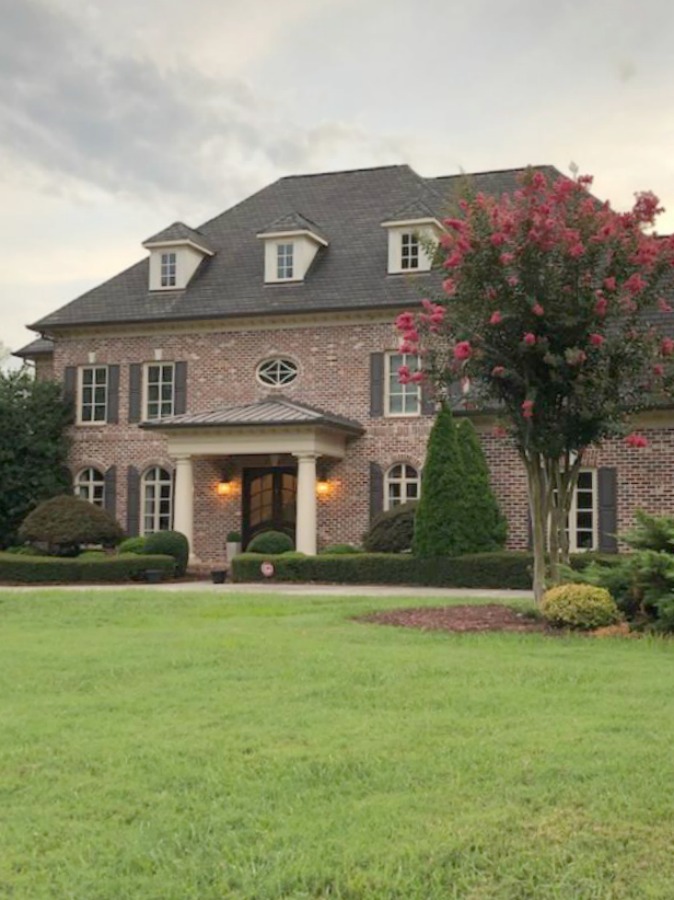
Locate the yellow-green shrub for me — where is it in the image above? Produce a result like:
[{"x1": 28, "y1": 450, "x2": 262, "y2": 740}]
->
[{"x1": 541, "y1": 584, "x2": 620, "y2": 631}]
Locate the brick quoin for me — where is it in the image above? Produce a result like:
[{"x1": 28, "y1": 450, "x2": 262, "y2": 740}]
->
[{"x1": 42, "y1": 319, "x2": 674, "y2": 565}]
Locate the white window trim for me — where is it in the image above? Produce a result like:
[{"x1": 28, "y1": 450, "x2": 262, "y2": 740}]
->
[
  {"x1": 400, "y1": 232, "x2": 420, "y2": 271},
  {"x1": 74, "y1": 467, "x2": 105, "y2": 507},
  {"x1": 160, "y1": 251, "x2": 177, "y2": 288},
  {"x1": 255, "y1": 357, "x2": 300, "y2": 389},
  {"x1": 567, "y1": 469, "x2": 598, "y2": 552},
  {"x1": 77, "y1": 365, "x2": 108, "y2": 426},
  {"x1": 143, "y1": 362, "x2": 176, "y2": 420},
  {"x1": 384, "y1": 463, "x2": 420, "y2": 511},
  {"x1": 141, "y1": 467, "x2": 173, "y2": 535},
  {"x1": 384, "y1": 352, "x2": 421, "y2": 418},
  {"x1": 276, "y1": 243, "x2": 295, "y2": 281}
]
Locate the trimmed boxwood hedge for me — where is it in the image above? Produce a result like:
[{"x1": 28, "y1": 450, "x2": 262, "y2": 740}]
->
[
  {"x1": 0, "y1": 552, "x2": 176, "y2": 584},
  {"x1": 231, "y1": 551, "x2": 621, "y2": 590}
]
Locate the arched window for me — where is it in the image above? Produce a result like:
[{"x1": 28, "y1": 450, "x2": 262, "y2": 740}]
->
[
  {"x1": 74, "y1": 467, "x2": 105, "y2": 507},
  {"x1": 385, "y1": 463, "x2": 420, "y2": 510},
  {"x1": 142, "y1": 467, "x2": 173, "y2": 534}
]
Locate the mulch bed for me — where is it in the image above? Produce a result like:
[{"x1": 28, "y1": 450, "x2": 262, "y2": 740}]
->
[{"x1": 356, "y1": 603, "x2": 547, "y2": 634}]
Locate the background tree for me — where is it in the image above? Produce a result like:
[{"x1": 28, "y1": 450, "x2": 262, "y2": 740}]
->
[
  {"x1": 397, "y1": 169, "x2": 674, "y2": 600},
  {"x1": 0, "y1": 368, "x2": 72, "y2": 547},
  {"x1": 413, "y1": 404, "x2": 473, "y2": 557},
  {"x1": 456, "y1": 418, "x2": 507, "y2": 551}
]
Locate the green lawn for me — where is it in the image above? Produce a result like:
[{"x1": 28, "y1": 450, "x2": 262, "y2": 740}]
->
[{"x1": 1, "y1": 590, "x2": 674, "y2": 899}]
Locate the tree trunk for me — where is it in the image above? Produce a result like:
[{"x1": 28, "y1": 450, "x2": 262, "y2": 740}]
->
[{"x1": 524, "y1": 451, "x2": 547, "y2": 603}]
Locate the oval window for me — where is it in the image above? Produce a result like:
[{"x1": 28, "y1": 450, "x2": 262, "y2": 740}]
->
[{"x1": 256, "y1": 358, "x2": 299, "y2": 387}]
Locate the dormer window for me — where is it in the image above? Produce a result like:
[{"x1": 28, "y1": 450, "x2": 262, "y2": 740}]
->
[
  {"x1": 257, "y1": 211, "x2": 328, "y2": 284},
  {"x1": 161, "y1": 252, "x2": 177, "y2": 287},
  {"x1": 143, "y1": 222, "x2": 214, "y2": 292},
  {"x1": 277, "y1": 243, "x2": 294, "y2": 280},
  {"x1": 401, "y1": 233, "x2": 420, "y2": 271}
]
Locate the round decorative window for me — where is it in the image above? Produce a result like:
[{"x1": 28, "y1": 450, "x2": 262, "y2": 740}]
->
[{"x1": 256, "y1": 357, "x2": 299, "y2": 387}]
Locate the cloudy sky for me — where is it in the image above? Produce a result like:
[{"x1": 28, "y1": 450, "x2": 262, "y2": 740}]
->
[{"x1": 2, "y1": 0, "x2": 673, "y2": 359}]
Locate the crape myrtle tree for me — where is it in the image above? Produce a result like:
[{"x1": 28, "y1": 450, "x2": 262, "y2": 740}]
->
[
  {"x1": 396, "y1": 169, "x2": 674, "y2": 601},
  {"x1": 0, "y1": 368, "x2": 72, "y2": 547}
]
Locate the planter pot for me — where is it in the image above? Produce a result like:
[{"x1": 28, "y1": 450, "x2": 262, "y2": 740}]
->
[
  {"x1": 226, "y1": 542, "x2": 242, "y2": 561},
  {"x1": 211, "y1": 569, "x2": 227, "y2": 584},
  {"x1": 145, "y1": 569, "x2": 164, "y2": 584}
]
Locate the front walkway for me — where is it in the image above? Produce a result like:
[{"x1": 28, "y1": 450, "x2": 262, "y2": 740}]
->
[{"x1": 0, "y1": 581, "x2": 533, "y2": 599}]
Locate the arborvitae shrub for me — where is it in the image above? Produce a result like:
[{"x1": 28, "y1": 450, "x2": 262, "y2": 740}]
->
[
  {"x1": 19, "y1": 495, "x2": 123, "y2": 553},
  {"x1": 363, "y1": 502, "x2": 417, "y2": 553},
  {"x1": 540, "y1": 584, "x2": 620, "y2": 630},
  {"x1": 413, "y1": 405, "x2": 473, "y2": 557},
  {"x1": 144, "y1": 530, "x2": 189, "y2": 576},
  {"x1": 247, "y1": 530, "x2": 294, "y2": 554},
  {"x1": 456, "y1": 419, "x2": 507, "y2": 551}
]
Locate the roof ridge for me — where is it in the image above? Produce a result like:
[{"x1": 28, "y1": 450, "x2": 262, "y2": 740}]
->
[{"x1": 279, "y1": 163, "x2": 414, "y2": 181}]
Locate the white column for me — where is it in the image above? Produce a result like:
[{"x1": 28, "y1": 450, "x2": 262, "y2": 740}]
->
[
  {"x1": 173, "y1": 455, "x2": 195, "y2": 560},
  {"x1": 294, "y1": 452, "x2": 318, "y2": 555}
]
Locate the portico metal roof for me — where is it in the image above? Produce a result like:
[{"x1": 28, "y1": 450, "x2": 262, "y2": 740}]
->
[{"x1": 140, "y1": 396, "x2": 364, "y2": 435}]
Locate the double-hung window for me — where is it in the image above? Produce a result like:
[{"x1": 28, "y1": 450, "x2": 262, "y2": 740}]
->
[
  {"x1": 160, "y1": 252, "x2": 177, "y2": 287},
  {"x1": 385, "y1": 352, "x2": 420, "y2": 416},
  {"x1": 79, "y1": 366, "x2": 108, "y2": 423},
  {"x1": 401, "y1": 233, "x2": 420, "y2": 270},
  {"x1": 145, "y1": 363, "x2": 175, "y2": 419},
  {"x1": 568, "y1": 470, "x2": 598, "y2": 551},
  {"x1": 142, "y1": 467, "x2": 173, "y2": 534},
  {"x1": 276, "y1": 243, "x2": 294, "y2": 279},
  {"x1": 385, "y1": 463, "x2": 420, "y2": 509}
]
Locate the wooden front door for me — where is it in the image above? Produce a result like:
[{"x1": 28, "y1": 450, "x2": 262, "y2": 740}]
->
[{"x1": 242, "y1": 467, "x2": 297, "y2": 548}]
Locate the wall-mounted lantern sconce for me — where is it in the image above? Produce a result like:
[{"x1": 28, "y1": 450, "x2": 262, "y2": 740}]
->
[
  {"x1": 316, "y1": 464, "x2": 331, "y2": 497},
  {"x1": 217, "y1": 463, "x2": 234, "y2": 496}
]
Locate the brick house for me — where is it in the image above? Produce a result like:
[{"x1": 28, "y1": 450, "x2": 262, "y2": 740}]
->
[{"x1": 14, "y1": 164, "x2": 674, "y2": 564}]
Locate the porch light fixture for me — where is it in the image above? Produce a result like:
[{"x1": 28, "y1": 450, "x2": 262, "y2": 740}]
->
[
  {"x1": 316, "y1": 464, "x2": 331, "y2": 496},
  {"x1": 217, "y1": 465, "x2": 234, "y2": 496}
]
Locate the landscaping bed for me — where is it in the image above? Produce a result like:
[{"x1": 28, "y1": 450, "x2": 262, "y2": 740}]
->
[{"x1": 357, "y1": 603, "x2": 546, "y2": 633}]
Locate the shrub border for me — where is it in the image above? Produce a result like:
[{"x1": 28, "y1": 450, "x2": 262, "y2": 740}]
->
[{"x1": 0, "y1": 553, "x2": 176, "y2": 584}]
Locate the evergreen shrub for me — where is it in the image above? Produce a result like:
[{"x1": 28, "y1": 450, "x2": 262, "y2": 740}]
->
[
  {"x1": 247, "y1": 531, "x2": 294, "y2": 554},
  {"x1": 19, "y1": 495, "x2": 123, "y2": 553},
  {"x1": 0, "y1": 552, "x2": 175, "y2": 584},
  {"x1": 144, "y1": 530, "x2": 189, "y2": 576},
  {"x1": 456, "y1": 419, "x2": 507, "y2": 550},
  {"x1": 118, "y1": 536, "x2": 147, "y2": 555},
  {"x1": 540, "y1": 584, "x2": 620, "y2": 630},
  {"x1": 363, "y1": 502, "x2": 417, "y2": 553}
]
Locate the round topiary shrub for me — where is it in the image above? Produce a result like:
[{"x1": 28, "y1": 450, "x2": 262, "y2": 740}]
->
[
  {"x1": 540, "y1": 584, "x2": 621, "y2": 631},
  {"x1": 143, "y1": 530, "x2": 189, "y2": 577},
  {"x1": 320, "y1": 543, "x2": 364, "y2": 554},
  {"x1": 19, "y1": 495, "x2": 123, "y2": 554},
  {"x1": 118, "y1": 536, "x2": 147, "y2": 555},
  {"x1": 363, "y1": 502, "x2": 417, "y2": 553},
  {"x1": 247, "y1": 530, "x2": 294, "y2": 554}
]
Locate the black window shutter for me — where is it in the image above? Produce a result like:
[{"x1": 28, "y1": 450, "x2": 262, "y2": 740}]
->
[
  {"x1": 128, "y1": 364, "x2": 142, "y2": 423},
  {"x1": 64, "y1": 366, "x2": 77, "y2": 407},
  {"x1": 104, "y1": 466, "x2": 117, "y2": 518},
  {"x1": 369, "y1": 462, "x2": 384, "y2": 522},
  {"x1": 174, "y1": 361, "x2": 188, "y2": 415},
  {"x1": 370, "y1": 353, "x2": 384, "y2": 417},
  {"x1": 598, "y1": 467, "x2": 618, "y2": 553},
  {"x1": 126, "y1": 466, "x2": 140, "y2": 537},
  {"x1": 107, "y1": 365, "x2": 120, "y2": 424}
]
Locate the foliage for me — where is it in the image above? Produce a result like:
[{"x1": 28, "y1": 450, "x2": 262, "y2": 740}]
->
[
  {"x1": 540, "y1": 584, "x2": 620, "y2": 630},
  {"x1": 0, "y1": 369, "x2": 72, "y2": 547},
  {"x1": 456, "y1": 418, "x2": 507, "y2": 550},
  {"x1": 397, "y1": 169, "x2": 674, "y2": 598},
  {"x1": 19, "y1": 495, "x2": 123, "y2": 553},
  {"x1": 246, "y1": 530, "x2": 294, "y2": 554},
  {"x1": 0, "y1": 552, "x2": 174, "y2": 584},
  {"x1": 363, "y1": 501, "x2": 417, "y2": 553},
  {"x1": 5, "y1": 544, "x2": 48, "y2": 556},
  {"x1": 118, "y1": 536, "x2": 147, "y2": 555},
  {"x1": 143, "y1": 530, "x2": 189, "y2": 576},
  {"x1": 226, "y1": 530, "x2": 242, "y2": 543},
  {"x1": 413, "y1": 405, "x2": 473, "y2": 557},
  {"x1": 572, "y1": 512, "x2": 674, "y2": 631},
  {"x1": 320, "y1": 543, "x2": 364, "y2": 554}
]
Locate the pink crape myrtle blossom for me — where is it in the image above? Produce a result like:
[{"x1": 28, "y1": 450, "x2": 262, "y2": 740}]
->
[
  {"x1": 454, "y1": 341, "x2": 473, "y2": 361},
  {"x1": 523, "y1": 332, "x2": 536, "y2": 346},
  {"x1": 625, "y1": 433, "x2": 649, "y2": 448},
  {"x1": 489, "y1": 311, "x2": 502, "y2": 325}
]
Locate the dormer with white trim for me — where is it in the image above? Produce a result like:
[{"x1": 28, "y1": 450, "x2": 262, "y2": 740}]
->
[
  {"x1": 143, "y1": 222, "x2": 215, "y2": 291},
  {"x1": 381, "y1": 198, "x2": 442, "y2": 275},
  {"x1": 256, "y1": 212, "x2": 328, "y2": 284}
]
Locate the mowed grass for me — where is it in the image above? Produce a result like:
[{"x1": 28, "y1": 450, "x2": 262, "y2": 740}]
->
[{"x1": 1, "y1": 591, "x2": 674, "y2": 899}]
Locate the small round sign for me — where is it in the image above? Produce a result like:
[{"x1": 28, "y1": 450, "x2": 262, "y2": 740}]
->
[{"x1": 261, "y1": 561, "x2": 275, "y2": 578}]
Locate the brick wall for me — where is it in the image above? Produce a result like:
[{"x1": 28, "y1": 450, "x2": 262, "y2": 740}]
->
[{"x1": 50, "y1": 320, "x2": 674, "y2": 564}]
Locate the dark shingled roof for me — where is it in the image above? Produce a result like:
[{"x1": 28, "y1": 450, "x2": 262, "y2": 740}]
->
[
  {"x1": 143, "y1": 221, "x2": 214, "y2": 253},
  {"x1": 31, "y1": 164, "x2": 563, "y2": 332},
  {"x1": 14, "y1": 337, "x2": 54, "y2": 357},
  {"x1": 140, "y1": 396, "x2": 364, "y2": 434},
  {"x1": 257, "y1": 211, "x2": 328, "y2": 243}
]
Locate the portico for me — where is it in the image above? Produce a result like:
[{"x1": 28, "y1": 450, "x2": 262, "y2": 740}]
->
[{"x1": 142, "y1": 397, "x2": 363, "y2": 559}]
